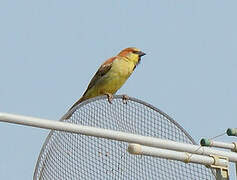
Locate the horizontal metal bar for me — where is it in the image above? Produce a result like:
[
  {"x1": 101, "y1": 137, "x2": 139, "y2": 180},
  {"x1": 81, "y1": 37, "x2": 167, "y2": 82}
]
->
[
  {"x1": 201, "y1": 138, "x2": 237, "y2": 151},
  {"x1": 128, "y1": 144, "x2": 228, "y2": 167},
  {"x1": 1, "y1": 112, "x2": 237, "y2": 163}
]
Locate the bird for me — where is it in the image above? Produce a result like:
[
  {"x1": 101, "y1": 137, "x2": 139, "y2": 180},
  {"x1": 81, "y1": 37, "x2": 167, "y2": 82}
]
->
[{"x1": 64, "y1": 47, "x2": 146, "y2": 119}]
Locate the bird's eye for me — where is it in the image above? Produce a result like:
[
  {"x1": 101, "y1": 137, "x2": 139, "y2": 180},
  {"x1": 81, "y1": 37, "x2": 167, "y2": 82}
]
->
[{"x1": 133, "y1": 51, "x2": 139, "y2": 54}]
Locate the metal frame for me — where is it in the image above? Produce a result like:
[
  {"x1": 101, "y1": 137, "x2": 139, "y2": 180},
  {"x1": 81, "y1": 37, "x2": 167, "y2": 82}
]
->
[{"x1": 33, "y1": 95, "x2": 197, "y2": 178}]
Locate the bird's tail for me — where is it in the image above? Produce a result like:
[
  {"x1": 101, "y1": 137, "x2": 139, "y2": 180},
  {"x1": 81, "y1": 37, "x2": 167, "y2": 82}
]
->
[
  {"x1": 61, "y1": 96, "x2": 85, "y2": 120},
  {"x1": 68, "y1": 97, "x2": 85, "y2": 111}
]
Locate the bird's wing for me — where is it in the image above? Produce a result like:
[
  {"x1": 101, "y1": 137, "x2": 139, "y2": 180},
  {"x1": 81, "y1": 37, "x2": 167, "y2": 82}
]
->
[
  {"x1": 83, "y1": 56, "x2": 117, "y2": 95},
  {"x1": 65, "y1": 56, "x2": 117, "y2": 116}
]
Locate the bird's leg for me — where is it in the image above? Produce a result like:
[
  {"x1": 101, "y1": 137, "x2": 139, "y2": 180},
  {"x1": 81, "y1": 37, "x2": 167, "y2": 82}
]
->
[
  {"x1": 104, "y1": 93, "x2": 113, "y2": 104},
  {"x1": 122, "y1": 94, "x2": 129, "y2": 104}
]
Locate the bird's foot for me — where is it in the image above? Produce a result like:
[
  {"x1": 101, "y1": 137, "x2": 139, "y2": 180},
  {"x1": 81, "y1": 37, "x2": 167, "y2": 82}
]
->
[
  {"x1": 105, "y1": 93, "x2": 113, "y2": 104},
  {"x1": 122, "y1": 94, "x2": 129, "y2": 104}
]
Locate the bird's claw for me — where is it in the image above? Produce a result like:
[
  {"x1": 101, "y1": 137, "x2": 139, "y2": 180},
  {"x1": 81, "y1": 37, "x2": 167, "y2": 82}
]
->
[
  {"x1": 105, "y1": 93, "x2": 113, "y2": 104},
  {"x1": 122, "y1": 94, "x2": 129, "y2": 104}
]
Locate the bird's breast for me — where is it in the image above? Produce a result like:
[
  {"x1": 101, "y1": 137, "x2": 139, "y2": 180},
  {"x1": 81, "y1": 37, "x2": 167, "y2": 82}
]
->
[
  {"x1": 98, "y1": 59, "x2": 135, "y2": 94},
  {"x1": 111, "y1": 59, "x2": 134, "y2": 77}
]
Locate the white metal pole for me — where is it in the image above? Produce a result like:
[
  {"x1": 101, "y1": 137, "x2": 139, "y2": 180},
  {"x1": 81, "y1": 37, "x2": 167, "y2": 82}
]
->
[
  {"x1": 127, "y1": 144, "x2": 228, "y2": 167},
  {"x1": 1, "y1": 112, "x2": 237, "y2": 163},
  {"x1": 209, "y1": 141, "x2": 235, "y2": 150},
  {"x1": 201, "y1": 139, "x2": 236, "y2": 151}
]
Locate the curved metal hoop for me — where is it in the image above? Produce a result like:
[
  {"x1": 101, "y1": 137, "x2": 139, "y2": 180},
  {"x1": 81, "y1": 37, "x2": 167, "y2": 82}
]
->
[{"x1": 34, "y1": 95, "x2": 214, "y2": 180}]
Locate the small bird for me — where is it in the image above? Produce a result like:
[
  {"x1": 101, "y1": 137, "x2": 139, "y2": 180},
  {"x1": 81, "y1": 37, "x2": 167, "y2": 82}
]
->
[{"x1": 64, "y1": 47, "x2": 146, "y2": 119}]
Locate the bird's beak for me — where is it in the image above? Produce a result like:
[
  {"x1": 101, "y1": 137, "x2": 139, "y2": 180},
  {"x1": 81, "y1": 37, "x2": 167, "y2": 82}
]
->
[{"x1": 138, "y1": 51, "x2": 146, "y2": 57}]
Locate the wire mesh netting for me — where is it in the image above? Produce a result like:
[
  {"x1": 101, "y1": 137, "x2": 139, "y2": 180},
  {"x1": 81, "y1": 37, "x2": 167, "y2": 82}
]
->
[{"x1": 34, "y1": 95, "x2": 215, "y2": 180}]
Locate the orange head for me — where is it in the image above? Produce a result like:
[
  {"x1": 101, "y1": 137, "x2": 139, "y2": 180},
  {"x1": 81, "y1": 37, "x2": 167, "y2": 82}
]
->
[{"x1": 117, "y1": 47, "x2": 146, "y2": 65}]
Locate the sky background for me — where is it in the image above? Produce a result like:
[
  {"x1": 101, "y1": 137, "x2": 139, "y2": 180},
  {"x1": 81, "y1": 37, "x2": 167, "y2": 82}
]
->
[{"x1": 0, "y1": 0, "x2": 237, "y2": 179}]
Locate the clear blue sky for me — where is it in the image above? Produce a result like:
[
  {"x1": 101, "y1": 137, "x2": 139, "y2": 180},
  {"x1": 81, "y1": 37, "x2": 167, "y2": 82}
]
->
[{"x1": 0, "y1": 0, "x2": 237, "y2": 179}]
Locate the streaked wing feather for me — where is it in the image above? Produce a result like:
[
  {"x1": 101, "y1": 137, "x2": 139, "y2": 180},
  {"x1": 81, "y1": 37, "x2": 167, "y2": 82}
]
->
[{"x1": 82, "y1": 56, "x2": 116, "y2": 96}]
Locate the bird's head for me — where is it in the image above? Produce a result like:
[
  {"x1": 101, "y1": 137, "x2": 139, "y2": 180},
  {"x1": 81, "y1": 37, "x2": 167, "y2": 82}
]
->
[{"x1": 117, "y1": 47, "x2": 146, "y2": 66}]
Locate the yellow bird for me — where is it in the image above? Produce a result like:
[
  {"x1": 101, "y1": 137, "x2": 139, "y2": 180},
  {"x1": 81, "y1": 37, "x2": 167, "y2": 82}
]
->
[{"x1": 64, "y1": 47, "x2": 146, "y2": 119}]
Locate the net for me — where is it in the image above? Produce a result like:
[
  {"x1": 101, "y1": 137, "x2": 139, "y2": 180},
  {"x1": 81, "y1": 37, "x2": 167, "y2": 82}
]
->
[{"x1": 34, "y1": 95, "x2": 215, "y2": 180}]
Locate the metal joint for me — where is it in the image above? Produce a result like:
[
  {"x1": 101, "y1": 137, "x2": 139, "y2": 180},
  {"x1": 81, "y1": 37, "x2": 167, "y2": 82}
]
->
[{"x1": 209, "y1": 155, "x2": 229, "y2": 179}]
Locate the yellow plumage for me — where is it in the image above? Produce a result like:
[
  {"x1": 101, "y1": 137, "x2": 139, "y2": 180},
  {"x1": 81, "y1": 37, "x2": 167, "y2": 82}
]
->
[{"x1": 84, "y1": 57, "x2": 135, "y2": 99}]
